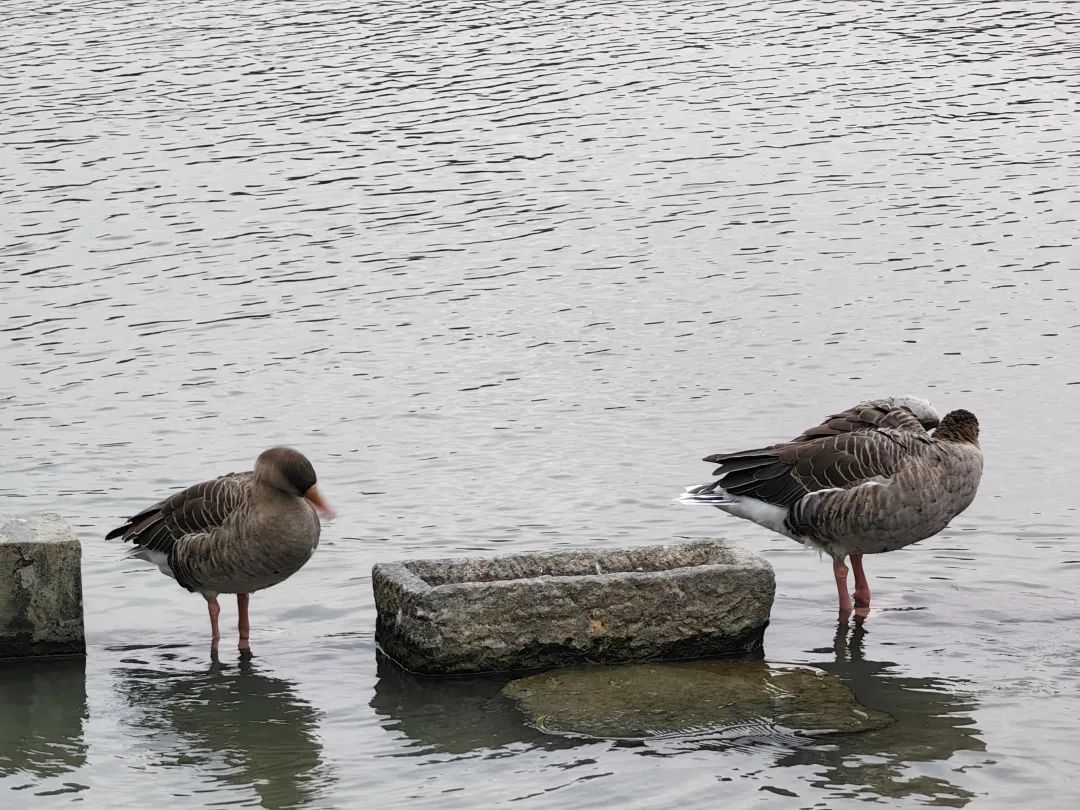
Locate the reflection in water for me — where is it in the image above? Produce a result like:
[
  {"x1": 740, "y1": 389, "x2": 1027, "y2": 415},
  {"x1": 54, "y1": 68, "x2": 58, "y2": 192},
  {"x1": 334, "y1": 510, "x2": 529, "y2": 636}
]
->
[
  {"x1": 776, "y1": 621, "x2": 986, "y2": 806},
  {"x1": 372, "y1": 636, "x2": 982, "y2": 808},
  {"x1": 115, "y1": 650, "x2": 330, "y2": 810},
  {"x1": 626, "y1": 622, "x2": 985, "y2": 806},
  {"x1": 0, "y1": 657, "x2": 87, "y2": 778},
  {"x1": 370, "y1": 652, "x2": 572, "y2": 756}
]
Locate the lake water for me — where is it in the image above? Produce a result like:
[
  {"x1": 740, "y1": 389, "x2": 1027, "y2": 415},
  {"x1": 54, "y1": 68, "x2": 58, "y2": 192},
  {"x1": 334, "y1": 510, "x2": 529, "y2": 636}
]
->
[{"x1": 3, "y1": 0, "x2": 1080, "y2": 806}]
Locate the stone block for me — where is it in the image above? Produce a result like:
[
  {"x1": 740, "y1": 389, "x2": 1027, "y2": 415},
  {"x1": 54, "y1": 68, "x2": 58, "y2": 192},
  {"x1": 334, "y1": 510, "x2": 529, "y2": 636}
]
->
[
  {"x1": 373, "y1": 540, "x2": 774, "y2": 675},
  {"x1": 0, "y1": 513, "x2": 86, "y2": 659}
]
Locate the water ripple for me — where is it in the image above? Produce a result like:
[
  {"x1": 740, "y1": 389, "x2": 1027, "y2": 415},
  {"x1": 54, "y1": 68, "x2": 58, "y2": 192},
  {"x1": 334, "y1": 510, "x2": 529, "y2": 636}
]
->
[{"x1": 4, "y1": 0, "x2": 1080, "y2": 807}]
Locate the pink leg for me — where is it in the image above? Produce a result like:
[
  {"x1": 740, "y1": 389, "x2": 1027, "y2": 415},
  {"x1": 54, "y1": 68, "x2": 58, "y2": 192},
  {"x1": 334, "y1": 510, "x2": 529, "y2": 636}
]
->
[
  {"x1": 237, "y1": 593, "x2": 251, "y2": 651},
  {"x1": 207, "y1": 598, "x2": 222, "y2": 648},
  {"x1": 851, "y1": 554, "x2": 871, "y2": 608},
  {"x1": 833, "y1": 558, "x2": 853, "y2": 615}
]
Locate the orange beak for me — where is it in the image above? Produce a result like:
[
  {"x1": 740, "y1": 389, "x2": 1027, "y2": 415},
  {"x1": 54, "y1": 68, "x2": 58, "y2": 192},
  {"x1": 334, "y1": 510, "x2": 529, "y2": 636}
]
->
[{"x1": 305, "y1": 485, "x2": 335, "y2": 520}]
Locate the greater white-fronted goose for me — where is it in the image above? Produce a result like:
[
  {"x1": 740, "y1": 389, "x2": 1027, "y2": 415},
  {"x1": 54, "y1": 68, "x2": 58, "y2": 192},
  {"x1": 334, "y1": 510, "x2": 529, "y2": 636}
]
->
[
  {"x1": 107, "y1": 447, "x2": 334, "y2": 650},
  {"x1": 678, "y1": 397, "x2": 983, "y2": 615}
]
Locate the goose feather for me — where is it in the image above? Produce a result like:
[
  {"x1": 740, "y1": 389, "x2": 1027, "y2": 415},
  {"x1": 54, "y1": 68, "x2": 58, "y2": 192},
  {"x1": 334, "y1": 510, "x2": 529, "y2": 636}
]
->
[
  {"x1": 107, "y1": 451, "x2": 325, "y2": 598},
  {"x1": 679, "y1": 397, "x2": 983, "y2": 561}
]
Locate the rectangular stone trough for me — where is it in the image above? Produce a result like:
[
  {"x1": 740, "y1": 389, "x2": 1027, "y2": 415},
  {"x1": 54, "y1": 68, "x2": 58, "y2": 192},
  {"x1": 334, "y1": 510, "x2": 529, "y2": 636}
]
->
[
  {"x1": 372, "y1": 540, "x2": 775, "y2": 675},
  {"x1": 1, "y1": 513, "x2": 85, "y2": 660}
]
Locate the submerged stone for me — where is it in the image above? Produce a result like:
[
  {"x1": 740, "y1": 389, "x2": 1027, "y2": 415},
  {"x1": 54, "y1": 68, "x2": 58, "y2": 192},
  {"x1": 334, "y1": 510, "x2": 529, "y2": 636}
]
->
[
  {"x1": 373, "y1": 541, "x2": 774, "y2": 674},
  {"x1": 502, "y1": 660, "x2": 893, "y2": 740}
]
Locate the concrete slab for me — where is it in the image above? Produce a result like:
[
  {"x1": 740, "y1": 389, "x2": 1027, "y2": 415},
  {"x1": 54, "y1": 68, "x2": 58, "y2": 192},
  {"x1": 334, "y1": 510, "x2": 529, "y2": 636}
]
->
[{"x1": 0, "y1": 513, "x2": 86, "y2": 659}]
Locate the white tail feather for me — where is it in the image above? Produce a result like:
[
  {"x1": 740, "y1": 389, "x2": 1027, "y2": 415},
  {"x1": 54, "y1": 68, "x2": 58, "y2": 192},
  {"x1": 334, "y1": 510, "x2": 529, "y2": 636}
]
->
[{"x1": 676, "y1": 484, "x2": 796, "y2": 540}]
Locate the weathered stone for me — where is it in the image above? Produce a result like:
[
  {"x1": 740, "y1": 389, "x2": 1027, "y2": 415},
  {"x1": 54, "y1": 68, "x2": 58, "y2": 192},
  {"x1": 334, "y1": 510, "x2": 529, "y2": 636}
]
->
[
  {"x1": 372, "y1": 541, "x2": 774, "y2": 674},
  {"x1": 0, "y1": 513, "x2": 85, "y2": 659},
  {"x1": 502, "y1": 660, "x2": 894, "y2": 739}
]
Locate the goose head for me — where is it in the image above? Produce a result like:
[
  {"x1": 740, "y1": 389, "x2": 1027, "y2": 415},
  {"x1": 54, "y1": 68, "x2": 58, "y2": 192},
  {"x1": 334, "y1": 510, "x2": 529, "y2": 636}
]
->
[
  {"x1": 255, "y1": 447, "x2": 335, "y2": 519},
  {"x1": 934, "y1": 409, "x2": 980, "y2": 445}
]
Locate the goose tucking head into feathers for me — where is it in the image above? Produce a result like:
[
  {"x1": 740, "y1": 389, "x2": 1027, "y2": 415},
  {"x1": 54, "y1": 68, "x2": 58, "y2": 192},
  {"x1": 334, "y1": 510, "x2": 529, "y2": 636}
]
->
[{"x1": 678, "y1": 396, "x2": 983, "y2": 617}]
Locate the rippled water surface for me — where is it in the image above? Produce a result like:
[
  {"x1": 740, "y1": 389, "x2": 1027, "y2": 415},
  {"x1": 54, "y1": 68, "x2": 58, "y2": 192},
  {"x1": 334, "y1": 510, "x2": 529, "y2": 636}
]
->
[{"x1": 4, "y1": 0, "x2": 1080, "y2": 806}]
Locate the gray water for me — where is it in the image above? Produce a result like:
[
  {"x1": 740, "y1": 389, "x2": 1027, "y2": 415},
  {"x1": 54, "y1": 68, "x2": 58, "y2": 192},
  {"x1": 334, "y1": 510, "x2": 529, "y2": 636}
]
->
[{"x1": 3, "y1": 0, "x2": 1080, "y2": 806}]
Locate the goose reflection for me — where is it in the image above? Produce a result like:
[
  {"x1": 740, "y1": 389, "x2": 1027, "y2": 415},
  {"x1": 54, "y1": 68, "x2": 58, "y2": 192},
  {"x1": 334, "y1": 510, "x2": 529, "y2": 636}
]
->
[
  {"x1": 0, "y1": 657, "x2": 87, "y2": 778},
  {"x1": 115, "y1": 650, "x2": 330, "y2": 810},
  {"x1": 774, "y1": 619, "x2": 985, "y2": 806}
]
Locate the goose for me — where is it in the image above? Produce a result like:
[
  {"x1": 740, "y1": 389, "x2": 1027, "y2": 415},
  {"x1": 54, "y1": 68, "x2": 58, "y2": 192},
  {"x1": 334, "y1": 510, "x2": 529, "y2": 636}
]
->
[
  {"x1": 106, "y1": 447, "x2": 334, "y2": 650},
  {"x1": 678, "y1": 397, "x2": 982, "y2": 615}
]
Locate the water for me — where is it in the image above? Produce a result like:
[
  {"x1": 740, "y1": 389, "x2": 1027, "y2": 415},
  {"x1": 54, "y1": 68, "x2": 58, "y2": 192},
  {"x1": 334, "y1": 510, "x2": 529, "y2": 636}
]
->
[{"x1": 3, "y1": 0, "x2": 1080, "y2": 806}]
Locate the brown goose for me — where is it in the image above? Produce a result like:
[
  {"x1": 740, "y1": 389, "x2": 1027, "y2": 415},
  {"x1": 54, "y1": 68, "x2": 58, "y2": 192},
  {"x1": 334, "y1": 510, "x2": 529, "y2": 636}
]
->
[
  {"x1": 107, "y1": 447, "x2": 334, "y2": 650},
  {"x1": 679, "y1": 397, "x2": 983, "y2": 615}
]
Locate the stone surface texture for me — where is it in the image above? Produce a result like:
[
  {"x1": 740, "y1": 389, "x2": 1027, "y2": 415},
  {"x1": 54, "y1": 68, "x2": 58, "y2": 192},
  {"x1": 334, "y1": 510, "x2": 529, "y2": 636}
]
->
[
  {"x1": 0, "y1": 513, "x2": 86, "y2": 659},
  {"x1": 502, "y1": 660, "x2": 894, "y2": 739},
  {"x1": 373, "y1": 540, "x2": 774, "y2": 674}
]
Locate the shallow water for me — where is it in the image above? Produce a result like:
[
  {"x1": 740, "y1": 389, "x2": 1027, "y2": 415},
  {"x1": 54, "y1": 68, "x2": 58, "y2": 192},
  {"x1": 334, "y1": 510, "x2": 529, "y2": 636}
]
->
[{"x1": 3, "y1": 0, "x2": 1080, "y2": 806}]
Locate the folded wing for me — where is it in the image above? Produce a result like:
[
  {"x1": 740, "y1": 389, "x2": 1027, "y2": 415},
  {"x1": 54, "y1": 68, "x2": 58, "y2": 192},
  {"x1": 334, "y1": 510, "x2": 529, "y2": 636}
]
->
[
  {"x1": 106, "y1": 472, "x2": 252, "y2": 554},
  {"x1": 702, "y1": 401, "x2": 935, "y2": 508}
]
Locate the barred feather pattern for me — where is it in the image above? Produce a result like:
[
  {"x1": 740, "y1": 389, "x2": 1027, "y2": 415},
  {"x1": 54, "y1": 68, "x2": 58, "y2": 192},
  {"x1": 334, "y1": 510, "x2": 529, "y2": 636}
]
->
[
  {"x1": 107, "y1": 471, "x2": 321, "y2": 595},
  {"x1": 683, "y1": 399, "x2": 983, "y2": 560},
  {"x1": 702, "y1": 424, "x2": 930, "y2": 509},
  {"x1": 785, "y1": 433, "x2": 982, "y2": 557}
]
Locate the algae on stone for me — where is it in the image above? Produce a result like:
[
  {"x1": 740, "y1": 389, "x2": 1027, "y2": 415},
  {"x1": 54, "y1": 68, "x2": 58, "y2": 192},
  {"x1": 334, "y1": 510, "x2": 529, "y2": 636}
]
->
[{"x1": 502, "y1": 660, "x2": 893, "y2": 740}]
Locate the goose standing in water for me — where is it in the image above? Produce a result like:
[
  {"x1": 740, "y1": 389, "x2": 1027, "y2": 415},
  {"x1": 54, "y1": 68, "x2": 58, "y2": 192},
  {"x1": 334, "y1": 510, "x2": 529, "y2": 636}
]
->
[
  {"x1": 679, "y1": 397, "x2": 982, "y2": 615},
  {"x1": 107, "y1": 447, "x2": 334, "y2": 651}
]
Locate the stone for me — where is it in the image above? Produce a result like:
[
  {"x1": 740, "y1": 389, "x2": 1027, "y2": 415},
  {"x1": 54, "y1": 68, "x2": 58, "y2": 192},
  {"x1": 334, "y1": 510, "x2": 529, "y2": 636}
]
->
[
  {"x1": 0, "y1": 513, "x2": 86, "y2": 659},
  {"x1": 372, "y1": 540, "x2": 774, "y2": 674},
  {"x1": 502, "y1": 660, "x2": 894, "y2": 740}
]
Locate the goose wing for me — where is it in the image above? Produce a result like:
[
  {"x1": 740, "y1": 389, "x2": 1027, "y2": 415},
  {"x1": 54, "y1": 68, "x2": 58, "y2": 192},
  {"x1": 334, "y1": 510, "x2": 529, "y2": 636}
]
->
[
  {"x1": 106, "y1": 472, "x2": 252, "y2": 554},
  {"x1": 699, "y1": 401, "x2": 937, "y2": 507},
  {"x1": 704, "y1": 424, "x2": 931, "y2": 508},
  {"x1": 786, "y1": 398, "x2": 936, "y2": 443}
]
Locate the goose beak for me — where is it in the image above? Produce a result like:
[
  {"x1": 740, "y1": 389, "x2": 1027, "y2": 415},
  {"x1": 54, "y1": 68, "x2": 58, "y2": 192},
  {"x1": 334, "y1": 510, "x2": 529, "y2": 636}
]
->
[{"x1": 305, "y1": 485, "x2": 335, "y2": 520}]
